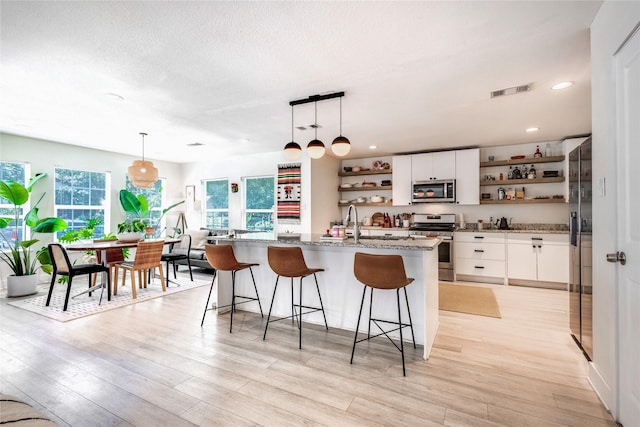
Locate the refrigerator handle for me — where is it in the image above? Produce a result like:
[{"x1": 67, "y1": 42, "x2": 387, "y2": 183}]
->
[{"x1": 570, "y1": 212, "x2": 578, "y2": 246}]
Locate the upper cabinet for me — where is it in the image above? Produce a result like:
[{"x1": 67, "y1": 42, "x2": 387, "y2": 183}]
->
[
  {"x1": 411, "y1": 151, "x2": 456, "y2": 181},
  {"x1": 455, "y1": 148, "x2": 480, "y2": 205},
  {"x1": 392, "y1": 155, "x2": 412, "y2": 206}
]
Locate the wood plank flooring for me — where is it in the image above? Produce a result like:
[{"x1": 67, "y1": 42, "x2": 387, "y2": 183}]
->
[{"x1": 0, "y1": 272, "x2": 617, "y2": 426}]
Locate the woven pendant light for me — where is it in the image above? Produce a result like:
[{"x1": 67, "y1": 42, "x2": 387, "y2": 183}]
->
[{"x1": 128, "y1": 132, "x2": 159, "y2": 188}]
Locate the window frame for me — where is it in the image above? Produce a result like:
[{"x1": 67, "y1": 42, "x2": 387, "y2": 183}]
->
[
  {"x1": 0, "y1": 161, "x2": 30, "y2": 245},
  {"x1": 203, "y1": 178, "x2": 229, "y2": 230},
  {"x1": 243, "y1": 175, "x2": 275, "y2": 232}
]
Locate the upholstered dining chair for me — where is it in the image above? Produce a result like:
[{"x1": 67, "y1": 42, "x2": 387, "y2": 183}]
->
[
  {"x1": 113, "y1": 240, "x2": 165, "y2": 299},
  {"x1": 161, "y1": 233, "x2": 192, "y2": 287},
  {"x1": 46, "y1": 243, "x2": 111, "y2": 311}
]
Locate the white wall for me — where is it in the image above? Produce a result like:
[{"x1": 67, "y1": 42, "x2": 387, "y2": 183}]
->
[{"x1": 590, "y1": 1, "x2": 640, "y2": 416}]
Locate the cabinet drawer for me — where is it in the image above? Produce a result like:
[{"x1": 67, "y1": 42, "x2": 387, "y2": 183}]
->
[
  {"x1": 454, "y1": 232, "x2": 505, "y2": 244},
  {"x1": 455, "y1": 242, "x2": 505, "y2": 260},
  {"x1": 507, "y1": 233, "x2": 568, "y2": 246},
  {"x1": 455, "y1": 258, "x2": 505, "y2": 277}
]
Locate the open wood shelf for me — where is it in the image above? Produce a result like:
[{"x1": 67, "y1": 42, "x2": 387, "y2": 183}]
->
[
  {"x1": 338, "y1": 202, "x2": 392, "y2": 207},
  {"x1": 480, "y1": 198, "x2": 565, "y2": 204},
  {"x1": 480, "y1": 177, "x2": 565, "y2": 186},
  {"x1": 479, "y1": 155, "x2": 564, "y2": 168},
  {"x1": 338, "y1": 169, "x2": 392, "y2": 177},
  {"x1": 338, "y1": 185, "x2": 392, "y2": 192}
]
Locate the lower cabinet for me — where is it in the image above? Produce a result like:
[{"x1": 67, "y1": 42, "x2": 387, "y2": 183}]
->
[
  {"x1": 507, "y1": 233, "x2": 569, "y2": 286},
  {"x1": 454, "y1": 232, "x2": 506, "y2": 284}
]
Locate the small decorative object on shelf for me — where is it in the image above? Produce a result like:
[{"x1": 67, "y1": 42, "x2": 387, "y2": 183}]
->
[
  {"x1": 545, "y1": 143, "x2": 552, "y2": 157},
  {"x1": 528, "y1": 165, "x2": 536, "y2": 179},
  {"x1": 534, "y1": 145, "x2": 542, "y2": 158}
]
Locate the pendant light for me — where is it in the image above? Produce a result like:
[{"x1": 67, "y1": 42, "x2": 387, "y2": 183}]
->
[
  {"x1": 306, "y1": 101, "x2": 325, "y2": 159},
  {"x1": 127, "y1": 132, "x2": 159, "y2": 189},
  {"x1": 331, "y1": 96, "x2": 351, "y2": 157},
  {"x1": 283, "y1": 105, "x2": 302, "y2": 160}
]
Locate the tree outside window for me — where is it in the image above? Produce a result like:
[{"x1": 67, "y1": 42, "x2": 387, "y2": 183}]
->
[
  {"x1": 204, "y1": 179, "x2": 229, "y2": 229},
  {"x1": 0, "y1": 161, "x2": 28, "y2": 248},
  {"x1": 245, "y1": 176, "x2": 274, "y2": 231},
  {"x1": 54, "y1": 168, "x2": 109, "y2": 239}
]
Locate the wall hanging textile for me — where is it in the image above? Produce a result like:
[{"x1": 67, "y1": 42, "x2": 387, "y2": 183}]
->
[{"x1": 277, "y1": 163, "x2": 301, "y2": 222}]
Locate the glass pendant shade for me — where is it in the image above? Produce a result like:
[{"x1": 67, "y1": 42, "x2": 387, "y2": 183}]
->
[
  {"x1": 284, "y1": 141, "x2": 302, "y2": 160},
  {"x1": 331, "y1": 136, "x2": 351, "y2": 157},
  {"x1": 128, "y1": 132, "x2": 159, "y2": 188},
  {"x1": 307, "y1": 139, "x2": 325, "y2": 159}
]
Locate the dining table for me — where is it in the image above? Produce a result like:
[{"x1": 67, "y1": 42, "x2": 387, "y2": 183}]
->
[{"x1": 65, "y1": 237, "x2": 180, "y2": 302}]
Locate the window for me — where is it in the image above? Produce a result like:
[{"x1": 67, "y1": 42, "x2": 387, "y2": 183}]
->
[
  {"x1": 125, "y1": 177, "x2": 165, "y2": 226},
  {"x1": 244, "y1": 176, "x2": 274, "y2": 231},
  {"x1": 54, "y1": 167, "x2": 109, "y2": 239},
  {"x1": 204, "y1": 179, "x2": 229, "y2": 229},
  {"x1": 0, "y1": 161, "x2": 28, "y2": 248}
]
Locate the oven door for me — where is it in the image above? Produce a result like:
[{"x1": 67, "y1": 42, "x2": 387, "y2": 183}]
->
[{"x1": 437, "y1": 236, "x2": 454, "y2": 281}]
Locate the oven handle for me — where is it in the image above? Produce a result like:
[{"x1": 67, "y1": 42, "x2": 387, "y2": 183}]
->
[{"x1": 439, "y1": 236, "x2": 453, "y2": 240}]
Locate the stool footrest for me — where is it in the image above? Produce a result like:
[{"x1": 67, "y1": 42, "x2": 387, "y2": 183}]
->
[{"x1": 265, "y1": 306, "x2": 323, "y2": 325}]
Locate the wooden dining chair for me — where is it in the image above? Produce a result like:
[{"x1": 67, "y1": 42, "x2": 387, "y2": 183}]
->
[
  {"x1": 113, "y1": 240, "x2": 165, "y2": 299},
  {"x1": 91, "y1": 239, "x2": 126, "y2": 292}
]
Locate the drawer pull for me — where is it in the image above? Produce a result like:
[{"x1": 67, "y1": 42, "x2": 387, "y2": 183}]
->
[
  {"x1": 474, "y1": 236, "x2": 484, "y2": 239},
  {"x1": 474, "y1": 266, "x2": 485, "y2": 269},
  {"x1": 474, "y1": 249, "x2": 484, "y2": 253},
  {"x1": 531, "y1": 237, "x2": 543, "y2": 241}
]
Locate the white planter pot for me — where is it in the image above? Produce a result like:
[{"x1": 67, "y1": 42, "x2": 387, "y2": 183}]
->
[
  {"x1": 116, "y1": 232, "x2": 145, "y2": 242},
  {"x1": 7, "y1": 274, "x2": 39, "y2": 297}
]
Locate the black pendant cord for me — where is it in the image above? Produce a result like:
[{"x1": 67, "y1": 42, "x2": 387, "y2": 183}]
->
[
  {"x1": 339, "y1": 97, "x2": 343, "y2": 136},
  {"x1": 140, "y1": 132, "x2": 147, "y2": 161},
  {"x1": 291, "y1": 105, "x2": 294, "y2": 141},
  {"x1": 314, "y1": 101, "x2": 319, "y2": 140}
]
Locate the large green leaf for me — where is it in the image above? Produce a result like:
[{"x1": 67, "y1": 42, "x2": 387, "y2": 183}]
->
[
  {"x1": 33, "y1": 217, "x2": 68, "y2": 233},
  {"x1": 119, "y1": 189, "x2": 142, "y2": 216},
  {"x1": 19, "y1": 239, "x2": 39, "y2": 249},
  {"x1": 26, "y1": 173, "x2": 48, "y2": 192},
  {"x1": 24, "y1": 206, "x2": 39, "y2": 227},
  {"x1": 0, "y1": 217, "x2": 12, "y2": 228},
  {"x1": 0, "y1": 180, "x2": 29, "y2": 205},
  {"x1": 162, "y1": 200, "x2": 185, "y2": 215},
  {"x1": 138, "y1": 194, "x2": 149, "y2": 218}
]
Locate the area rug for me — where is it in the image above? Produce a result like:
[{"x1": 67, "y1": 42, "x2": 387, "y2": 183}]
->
[
  {"x1": 439, "y1": 283, "x2": 501, "y2": 318},
  {"x1": 7, "y1": 276, "x2": 211, "y2": 322}
]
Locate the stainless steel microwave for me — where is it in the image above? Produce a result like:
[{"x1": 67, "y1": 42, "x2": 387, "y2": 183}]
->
[{"x1": 412, "y1": 179, "x2": 456, "y2": 203}]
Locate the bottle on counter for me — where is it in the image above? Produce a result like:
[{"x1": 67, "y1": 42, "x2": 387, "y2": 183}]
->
[
  {"x1": 383, "y1": 213, "x2": 392, "y2": 228},
  {"x1": 528, "y1": 164, "x2": 536, "y2": 179},
  {"x1": 394, "y1": 214, "x2": 400, "y2": 228},
  {"x1": 534, "y1": 145, "x2": 542, "y2": 158}
]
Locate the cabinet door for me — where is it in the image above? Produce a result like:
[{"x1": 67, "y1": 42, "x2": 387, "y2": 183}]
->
[
  {"x1": 507, "y1": 242, "x2": 537, "y2": 280},
  {"x1": 392, "y1": 155, "x2": 412, "y2": 206},
  {"x1": 431, "y1": 151, "x2": 456, "y2": 180},
  {"x1": 411, "y1": 153, "x2": 433, "y2": 181},
  {"x1": 455, "y1": 148, "x2": 479, "y2": 205},
  {"x1": 537, "y1": 243, "x2": 569, "y2": 283}
]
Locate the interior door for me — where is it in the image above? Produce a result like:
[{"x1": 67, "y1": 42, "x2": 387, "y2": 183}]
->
[{"x1": 615, "y1": 25, "x2": 640, "y2": 426}]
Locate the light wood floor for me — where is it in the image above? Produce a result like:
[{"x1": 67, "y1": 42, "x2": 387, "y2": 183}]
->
[{"x1": 0, "y1": 271, "x2": 617, "y2": 427}]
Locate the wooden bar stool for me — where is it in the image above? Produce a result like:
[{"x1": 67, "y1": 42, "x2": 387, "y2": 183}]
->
[
  {"x1": 201, "y1": 244, "x2": 263, "y2": 332},
  {"x1": 351, "y1": 252, "x2": 416, "y2": 376},
  {"x1": 263, "y1": 246, "x2": 328, "y2": 349}
]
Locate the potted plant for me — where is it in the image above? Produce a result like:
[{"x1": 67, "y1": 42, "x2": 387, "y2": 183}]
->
[
  {"x1": 0, "y1": 174, "x2": 68, "y2": 296},
  {"x1": 117, "y1": 189, "x2": 184, "y2": 241}
]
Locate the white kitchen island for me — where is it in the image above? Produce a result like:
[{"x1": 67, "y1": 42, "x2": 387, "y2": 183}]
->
[{"x1": 209, "y1": 233, "x2": 440, "y2": 359}]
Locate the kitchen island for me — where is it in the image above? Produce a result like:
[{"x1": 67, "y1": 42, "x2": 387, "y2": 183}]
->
[{"x1": 208, "y1": 232, "x2": 440, "y2": 359}]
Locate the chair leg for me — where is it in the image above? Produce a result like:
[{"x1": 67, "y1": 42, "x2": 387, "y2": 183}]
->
[
  {"x1": 249, "y1": 267, "x2": 263, "y2": 317},
  {"x1": 351, "y1": 285, "x2": 368, "y2": 364},
  {"x1": 106, "y1": 268, "x2": 111, "y2": 301},
  {"x1": 397, "y1": 288, "x2": 406, "y2": 377},
  {"x1": 313, "y1": 273, "x2": 328, "y2": 330},
  {"x1": 187, "y1": 257, "x2": 193, "y2": 281},
  {"x1": 45, "y1": 273, "x2": 57, "y2": 306},
  {"x1": 131, "y1": 270, "x2": 137, "y2": 299},
  {"x1": 201, "y1": 270, "x2": 217, "y2": 326},
  {"x1": 63, "y1": 276, "x2": 74, "y2": 311},
  {"x1": 404, "y1": 287, "x2": 416, "y2": 349},
  {"x1": 158, "y1": 265, "x2": 165, "y2": 292},
  {"x1": 263, "y1": 276, "x2": 280, "y2": 340},
  {"x1": 230, "y1": 270, "x2": 236, "y2": 333},
  {"x1": 165, "y1": 260, "x2": 171, "y2": 288},
  {"x1": 298, "y1": 276, "x2": 303, "y2": 349}
]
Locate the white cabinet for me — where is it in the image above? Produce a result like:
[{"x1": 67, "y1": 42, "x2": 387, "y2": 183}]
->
[
  {"x1": 411, "y1": 151, "x2": 456, "y2": 181},
  {"x1": 507, "y1": 233, "x2": 569, "y2": 285},
  {"x1": 392, "y1": 155, "x2": 412, "y2": 206},
  {"x1": 454, "y1": 232, "x2": 506, "y2": 284},
  {"x1": 455, "y1": 148, "x2": 479, "y2": 205}
]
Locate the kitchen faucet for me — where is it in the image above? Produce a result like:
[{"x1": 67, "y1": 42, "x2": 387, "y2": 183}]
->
[{"x1": 345, "y1": 204, "x2": 359, "y2": 243}]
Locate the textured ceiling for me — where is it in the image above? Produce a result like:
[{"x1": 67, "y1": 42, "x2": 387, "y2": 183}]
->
[{"x1": 0, "y1": 1, "x2": 601, "y2": 162}]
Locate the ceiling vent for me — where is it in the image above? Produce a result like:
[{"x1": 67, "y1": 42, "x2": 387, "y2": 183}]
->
[
  {"x1": 187, "y1": 142, "x2": 205, "y2": 147},
  {"x1": 490, "y1": 84, "x2": 531, "y2": 98}
]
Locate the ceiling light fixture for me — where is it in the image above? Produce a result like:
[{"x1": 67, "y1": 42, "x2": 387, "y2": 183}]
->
[
  {"x1": 307, "y1": 102, "x2": 326, "y2": 159},
  {"x1": 369, "y1": 145, "x2": 377, "y2": 150},
  {"x1": 525, "y1": 127, "x2": 540, "y2": 133},
  {"x1": 127, "y1": 132, "x2": 159, "y2": 188},
  {"x1": 331, "y1": 96, "x2": 351, "y2": 157},
  {"x1": 286, "y1": 91, "x2": 349, "y2": 160},
  {"x1": 551, "y1": 81, "x2": 573, "y2": 90},
  {"x1": 283, "y1": 105, "x2": 302, "y2": 160}
]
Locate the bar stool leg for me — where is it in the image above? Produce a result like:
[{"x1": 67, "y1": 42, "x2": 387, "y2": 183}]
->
[
  {"x1": 291, "y1": 278, "x2": 295, "y2": 325},
  {"x1": 263, "y1": 276, "x2": 280, "y2": 340},
  {"x1": 350, "y1": 285, "x2": 368, "y2": 364},
  {"x1": 404, "y1": 287, "x2": 416, "y2": 349},
  {"x1": 249, "y1": 267, "x2": 263, "y2": 317},
  {"x1": 397, "y1": 288, "x2": 406, "y2": 376},
  {"x1": 313, "y1": 273, "x2": 329, "y2": 330},
  {"x1": 201, "y1": 270, "x2": 217, "y2": 326},
  {"x1": 368, "y1": 288, "x2": 374, "y2": 339},
  {"x1": 230, "y1": 270, "x2": 236, "y2": 333},
  {"x1": 298, "y1": 277, "x2": 303, "y2": 349}
]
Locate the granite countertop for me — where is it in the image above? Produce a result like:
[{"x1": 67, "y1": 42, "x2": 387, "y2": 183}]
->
[
  {"x1": 455, "y1": 224, "x2": 568, "y2": 234},
  {"x1": 210, "y1": 232, "x2": 439, "y2": 251}
]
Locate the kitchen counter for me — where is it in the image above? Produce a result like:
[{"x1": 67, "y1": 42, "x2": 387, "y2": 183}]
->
[
  {"x1": 209, "y1": 232, "x2": 440, "y2": 359},
  {"x1": 455, "y1": 228, "x2": 568, "y2": 234}
]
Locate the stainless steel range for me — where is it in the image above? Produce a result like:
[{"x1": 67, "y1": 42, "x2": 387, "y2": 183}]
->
[{"x1": 409, "y1": 213, "x2": 456, "y2": 281}]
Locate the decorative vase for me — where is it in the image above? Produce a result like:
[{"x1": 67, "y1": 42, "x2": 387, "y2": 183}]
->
[{"x1": 7, "y1": 274, "x2": 39, "y2": 297}]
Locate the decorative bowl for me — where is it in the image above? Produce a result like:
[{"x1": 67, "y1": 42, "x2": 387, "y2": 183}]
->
[
  {"x1": 370, "y1": 195, "x2": 384, "y2": 203},
  {"x1": 510, "y1": 155, "x2": 526, "y2": 160},
  {"x1": 116, "y1": 232, "x2": 145, "y2": 242}
]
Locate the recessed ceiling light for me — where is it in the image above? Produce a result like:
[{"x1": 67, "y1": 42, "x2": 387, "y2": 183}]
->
[
  {"x1": 551, "y1": 81, "x2": 573, "y2": 90},
  {"x1": 187, "y1": 142, "x2": 205, "y2": 147},
  {"x1": 240, "y1": 138, "x2": 250, "y2": 143},
  {"x1": 105, "y1": 92, "x2": 124, "y2": 101},
  {"x1": 525, "y1": 127, "x2": 540, "y2": 133},
  {"x1": 369, "y1": 145, "x2": 377, "y2": 150}
]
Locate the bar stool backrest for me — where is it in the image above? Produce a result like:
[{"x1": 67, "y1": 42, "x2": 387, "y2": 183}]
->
[
  {"x1": 267, "y1": 246, "x2": 310, "y2": 277},
  {"x1": 205, "y1": 244, "x2": 240, "y2": 271},
  {"x1": 48, "y1": 243, "x2": 72, "y2": 274},
  {"x1": 354, "y1": 252, "x2": 413, "y2": 290},
  {"x1": 132, "y1": 241, "x2": 164, "y2": 269}
]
